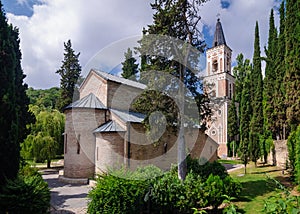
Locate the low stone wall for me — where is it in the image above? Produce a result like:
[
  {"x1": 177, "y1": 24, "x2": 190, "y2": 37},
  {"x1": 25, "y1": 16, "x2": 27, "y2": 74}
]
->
[{"x1": 267, "y1": 140, "x2": 288, "y2": 168}]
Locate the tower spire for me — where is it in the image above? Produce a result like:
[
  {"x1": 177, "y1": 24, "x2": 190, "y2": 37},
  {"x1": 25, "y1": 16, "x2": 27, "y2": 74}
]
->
[{"x1": 213, "y1": 18, "x2": 226, "y2": 47}]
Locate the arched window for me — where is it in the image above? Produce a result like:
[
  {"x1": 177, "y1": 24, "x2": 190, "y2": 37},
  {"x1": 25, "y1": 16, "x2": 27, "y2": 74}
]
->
[{"x1": 213, "y1": 59, "x2": 218, "y2": 72}]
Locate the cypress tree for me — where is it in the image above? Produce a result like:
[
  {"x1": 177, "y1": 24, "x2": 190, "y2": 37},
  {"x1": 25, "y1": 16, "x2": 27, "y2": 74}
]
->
[
  {"x1": 274, "y1": 1, "x2": 287, "y2": 140},
  {"x1": 239, "y1": 71, "x2": 252, "y2": 174},
  {"x1": 263, "y1": 9, "x2": 278, "y2": 139},
  {"x1": 249, "y1": 22, "x2": 263, "y2": 166},
  {"x1": 56, "y1": 40, "x2": 81, "y2": 111},
  {"x1": 121, "y1": 48, "x2": 139, "y2": 81},
  {"x1": 0, "y1": 2, "x2": 31, "y2": 185},
  {"x1": 284, "y1": 0, "x2": 300, "y2": 133},
  {"x1": 227, "y1": 96, "x2": 239, "y2": 157}
]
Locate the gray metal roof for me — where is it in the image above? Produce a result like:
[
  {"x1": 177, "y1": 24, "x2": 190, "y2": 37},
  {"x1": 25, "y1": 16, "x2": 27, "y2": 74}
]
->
[
  {"x1": 213, "y1": 18, "x2": 227, "y2": 47},
  {"x1": 93, "y1": 69, "x2": 146, "y2": 90},
  {"x1": 110, "y1": 109, "x2": 145, "y2": 123},
  {"x1": 93, "y1": 120, "x2": 125, "y2": 133},
  {"x1": 64, "y1": 93, "x2": 107, "y2": 110}
]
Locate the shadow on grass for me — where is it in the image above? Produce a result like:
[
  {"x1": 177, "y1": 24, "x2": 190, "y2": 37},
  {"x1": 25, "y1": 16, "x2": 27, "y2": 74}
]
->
[
  {"x1": 249, "y1": 168, "x2": 282, "y2": 174},
  {"x1": 238, "y1": 179, "x2": 276, "y2": 202}
]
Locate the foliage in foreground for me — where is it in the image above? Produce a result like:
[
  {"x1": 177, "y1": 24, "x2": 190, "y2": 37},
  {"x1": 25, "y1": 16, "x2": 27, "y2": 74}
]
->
[
  {"x1": 0, "y1": 165, "x2": 50, "y2": 214},
  {"x1": 88, "y1": 160, "x2": 241, "y2": 214},
  {"x1": 263, "y1": 176, "x2": 300, "y2": 214}
]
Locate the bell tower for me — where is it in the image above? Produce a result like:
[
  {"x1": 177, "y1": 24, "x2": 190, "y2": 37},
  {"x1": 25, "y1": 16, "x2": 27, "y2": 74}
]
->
[{"x1": 204, "y1": 18, "x2": 235, "y2": 158}]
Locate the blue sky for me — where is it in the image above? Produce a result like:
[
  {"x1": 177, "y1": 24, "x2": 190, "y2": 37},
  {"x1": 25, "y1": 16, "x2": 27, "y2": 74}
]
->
[{"x1": 2, "y1": 0, "x2": 281, "y2": 89}]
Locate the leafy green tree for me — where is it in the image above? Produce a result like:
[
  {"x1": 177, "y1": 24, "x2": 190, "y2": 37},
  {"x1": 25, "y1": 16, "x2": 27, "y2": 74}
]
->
[
  {"x1": 56, "y1": 40, "x2": 81, "y2": 111},
  {"x1": 0, "y1": 2, "x2": 32, "y2": 185},
  {"x1": 284, "y1": 0, "x2": 300, "y2": 133},
  {"x1": 273, "y1": 1, "x2": 287, "y2": 140},
  {"x1": 249, "y1": 22, "x2": 263, "y2": 166},
  {"x1": 135, "y1": 0, "x2": 210, "y2": 180},
  {"x1": 121, "y1": 48, "x2": 139, "y2": 80},
  {"x1": 263, "y1": 9, "x2": 278, "y2": 140},
  {"x1": 26, "y1": 87, "x2": 60, "y2": 109},
  {"x1": 21, "y1": 105, "x2": 65, "y2": 168},
  {"x1": 227, "y1": 96, "x2": 239, "y2": 157}
]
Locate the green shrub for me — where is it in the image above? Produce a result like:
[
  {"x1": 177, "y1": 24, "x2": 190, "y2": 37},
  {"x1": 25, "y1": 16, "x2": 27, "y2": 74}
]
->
[
  {"x1": 150, "y1": 169, "x2": 241, "y2": 213},
  {"x1": 0, "y1": 173, "x2": 50, "y2": 214},
  {"x1": 187, "y1": 157, "x2": 228, "y2": 180},
  {"x1": 87, "y1": 161, "x2": 241, "y2": 214},
  {"x1": 150, "y1": 170, "x2": 207, "y2": 213},
  {"x1": 263, "y1": 177, "x2": 300, "y2": 214},
  {"x1": 204, "y1": 175, "x2": 241, "y2": 210},
  {"x1": 88, "y1": 166, "x2": 162, "y2": 214}
]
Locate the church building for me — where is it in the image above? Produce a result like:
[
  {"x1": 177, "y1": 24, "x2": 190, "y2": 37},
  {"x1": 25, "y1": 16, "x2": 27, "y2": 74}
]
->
[
  {"x1": 204, "y1": 18, "x2": 236, "y2": 158},
  {"x1": 62, "y1": 69, "x2": 218, "y2": 181}
]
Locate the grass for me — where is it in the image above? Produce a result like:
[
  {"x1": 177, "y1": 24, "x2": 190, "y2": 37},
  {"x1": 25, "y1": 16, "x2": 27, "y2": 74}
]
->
[
  {"x1": 229, "y1": 162, "x2": 294, "y2": 213},
  {"x1": 218, "y1": 159, "x2": 242, "y2": 165}
]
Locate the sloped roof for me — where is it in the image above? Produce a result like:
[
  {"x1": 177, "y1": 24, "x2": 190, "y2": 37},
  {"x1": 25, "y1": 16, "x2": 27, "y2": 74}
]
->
[
  {"x1": 93, "y1": 120, "x2": 125, "y2": 133},
  {"x1": 93, "y1": 69, "x2": 146, "y2": 90},
  {"x1": 213, "y1": 18, "x2": 227, "y2": 47},
  {"x1": 110, "y1": 109, "x2": 145, "y2": 123},
  {"x1": 64, "y1": 93, "x2": 107, "y2": 110}
]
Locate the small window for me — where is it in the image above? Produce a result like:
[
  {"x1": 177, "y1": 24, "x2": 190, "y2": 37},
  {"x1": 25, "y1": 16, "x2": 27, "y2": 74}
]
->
[
  {"x1": 77, "y1": 134, "x2": 80, "y2": 154},
  {"x1": 64, "y1": 134, "x2": 67, "y2": 154},
  {"x1": 229, "y1": 83, "x2": 232, "y2": 99},
  {"x1": 210, "y1": 146, "x2": 213, "y2": 154},
  {"x1": 218, "y1": 109, "x2": 222, "y2": 116},
  {"x1": 211, "y1": 129, "x2": 217, "y2": 136}
]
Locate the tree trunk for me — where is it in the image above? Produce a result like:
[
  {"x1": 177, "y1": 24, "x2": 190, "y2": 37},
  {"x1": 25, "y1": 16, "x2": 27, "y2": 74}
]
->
[
  {"x1": 178, "y1": 62, "x2": 187, "y2": 181},
  {"x1": 47, "y1": 159, "x2": 51, "y2": 168}
]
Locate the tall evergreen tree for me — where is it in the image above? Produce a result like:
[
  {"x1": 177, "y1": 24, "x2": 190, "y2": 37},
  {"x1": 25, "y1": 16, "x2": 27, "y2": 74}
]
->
[
  {"x1": 284, "y1": 0, "x2": 300, "y2": 133},
  {"x1": 56, "y1": 40, "x2": 81, "y2": 111},
  {"x1": 249, "y1": 22, "x2": 263, "y2": 166},
  {"x1": 274, "y1": 1, "x2": 287, "y2": 140},
  {"x1": 0, "y1": 2, "x2": 31, "y2": 185},
  {"x1": 233, "y1": 54, "x2": 249, "y2": 108},
  {"x1": 136, "y1": 0, "x2": 209, "y2": 180},
  {"x1": 263, "y1": 9, "x2": 278, "y2": 140},
  {"x1": 239, "y1": 70, "x2": 252, "y2": 174},
  {"x1": 227, "y1": 96, "x2": 239, "y2": 157},
  {"x1": 121, "y1": 48, "x2": 139, "y2": 81}
]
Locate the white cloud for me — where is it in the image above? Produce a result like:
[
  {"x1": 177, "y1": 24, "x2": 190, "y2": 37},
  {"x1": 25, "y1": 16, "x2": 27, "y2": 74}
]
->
[{"x1": 6, "y1": 0, "x2": 280, "y2": 88}]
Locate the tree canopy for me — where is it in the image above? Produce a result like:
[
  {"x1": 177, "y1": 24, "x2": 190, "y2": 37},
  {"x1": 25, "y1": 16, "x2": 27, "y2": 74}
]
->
[
  {"x1": 0, "y1": 2, "x2": 32, "y2": 185},
  {"x1": 56, "y1": 40, "x2": 81, "y2": 111},
  {"x1": 121, "y1": 48, "x2": 139, "y2": 81},
  {"x1": 21, "y1": 105, "x2": 65, "y2": 168}
]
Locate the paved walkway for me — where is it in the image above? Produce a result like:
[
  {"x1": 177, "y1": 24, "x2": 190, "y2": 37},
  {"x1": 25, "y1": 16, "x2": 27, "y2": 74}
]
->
[{"x1": 41, "y1": 169, "x2": 91, "y2": 214}]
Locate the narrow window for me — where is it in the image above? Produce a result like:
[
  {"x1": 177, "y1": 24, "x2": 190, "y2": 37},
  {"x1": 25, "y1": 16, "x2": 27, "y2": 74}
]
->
[
  {"x1": 210, "y1": 146, "x2": 213, "y2": 154},
  {"x1": 96, "y1": 147, "x2": 99, "y2": 161},
  {"x1": 64, "y1": 134, "x2": 67, "y2": 154},
  {"x1": 213, "y1": 59, "x2": 218, "y2": 72},
  {"x1": 229, "y1": 83, "x2": 232, "y2": 99},
  {"x1": 77, "y1": 134, "x2": 80, "y2": 154}
]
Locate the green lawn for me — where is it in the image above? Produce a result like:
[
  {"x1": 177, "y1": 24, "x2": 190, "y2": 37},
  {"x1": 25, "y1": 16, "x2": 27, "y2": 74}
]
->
[
  {"x1": 229, "y1": 162, "x2": 293, "y2": 213},
  {"x1": 218, "y1": 159, "x2": 242, "y2": 165}
]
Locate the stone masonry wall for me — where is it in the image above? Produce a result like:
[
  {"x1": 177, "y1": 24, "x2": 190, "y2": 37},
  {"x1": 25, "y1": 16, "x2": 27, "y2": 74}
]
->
[
  {"x1": 64, "y1": 109, "x2": 106, "y2": 178},
  {"x1": 107, "y1": 80, "x2": 143, "y2": 110}
]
